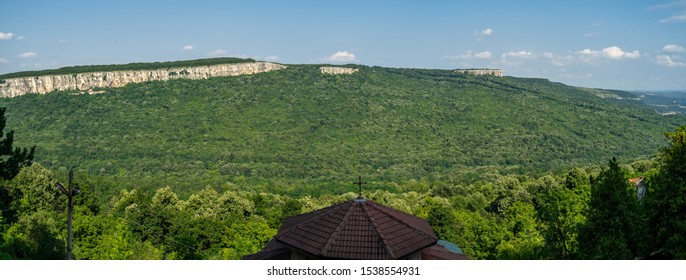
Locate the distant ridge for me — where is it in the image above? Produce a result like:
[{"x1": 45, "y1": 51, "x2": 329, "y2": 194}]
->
[
  {"x1": 0, "y1": 57, "x2": 256, "y2": 79},
  {"x1": 0, "y1": 58, "x2": 286, "y2": 97}
]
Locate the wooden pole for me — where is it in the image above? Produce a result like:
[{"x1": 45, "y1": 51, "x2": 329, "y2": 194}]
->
[
  {"x1": 66, "y1": 169, "x2": 73, "y2": 260},
  {"x1": 55, "y1": 169, "x2": 76, "y2": 260}
]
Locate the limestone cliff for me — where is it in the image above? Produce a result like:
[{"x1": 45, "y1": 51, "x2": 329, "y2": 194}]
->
[
  {"x1": 319, "y1": 67, "x2": 359, "y2": 75},
  {"x1": 455, "y1": 69, "x2": 503, "y2": 77},
  {"x1": 0, "y1": 62, "x2": 286, "y2": 98}
]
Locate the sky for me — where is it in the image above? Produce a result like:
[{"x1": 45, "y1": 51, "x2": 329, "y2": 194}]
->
[{"x1": 1, "y1": 0, "x2": 685, "y2": 90}]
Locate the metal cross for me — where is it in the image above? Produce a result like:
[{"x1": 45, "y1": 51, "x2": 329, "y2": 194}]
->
[{"x1": 353, "y1": 176, "x2": 367, "y2": 197}]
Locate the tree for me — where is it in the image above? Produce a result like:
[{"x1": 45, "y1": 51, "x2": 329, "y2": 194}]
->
[
  {"x1": 453, "y1": 210, "x2": 507, "y2": 259},
  {"x1": 427, "y1": 201, "x2": 457, "y2": 241},
  {"x1": 535, "y1": 171, "x2": 589, "y2": 259},
  {"x1": 6, "y1": 163, "x2": 60, "y2": 215},
  {"x1": 496, "y1": 201, "x2": 544, "y2": 259},
  {"x1": 0, "y1": 107, "x2": 35, "y2": 226},
  {"x1": 644, "y1": 126, "x2": 686, "y2": 259},
  {"x1": 184, "y1": 186, "x2": 220, "y2": 219},
  {"x1": 578, "y1": 158, "x2": 644, "y2": 259},
  {"x1": 0, "y1": 210, "x2": 65, "y2": 259},
  {"x1": 488, "y1": 176, "x2": 531, "y2": 215},
  {"x1": 0, "y1": 107, "x2": 35, "y2": 180},
  {"x1": 538, "y1": 185, "x2": 588, "y2": 259}
]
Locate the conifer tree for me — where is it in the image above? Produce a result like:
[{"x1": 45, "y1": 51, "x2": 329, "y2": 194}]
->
[
  {"x1": 578, "y1": 158, "x2": 644, "y2": 259},
  {"x1": 0, "y1": 107, "x2": 35, "y2": 180},
  {"x1": 645, "y1": 126, "x2": 686, "y2": 259},
  {"x1": 1, "y1": 107, "x2": 36, "y2": 225}
]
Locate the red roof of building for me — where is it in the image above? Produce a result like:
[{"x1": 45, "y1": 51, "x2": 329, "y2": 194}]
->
[
  {"x1": 629, "y1": 177, "x2": 644, "y2": 184},
  {"x1": 421, "y1": 243, "x2": 469, "y2": 260},
  {"x1": 273, "y1": 197, "x2": 439, "y2": 260},
  {"x1": 241, "y1": 238, "x2": 291, "y2": 260}
]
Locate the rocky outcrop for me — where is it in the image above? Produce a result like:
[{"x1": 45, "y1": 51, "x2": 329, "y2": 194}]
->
[
  {"x1": 0, "y1": 62, "x2": 286, "y2": 98},
  {"x1": 455, "y1": 69, "x2": 503, "y2": 77},
  {"x1": 319, "y1": 67, "x2": 358, "y2": 75}
]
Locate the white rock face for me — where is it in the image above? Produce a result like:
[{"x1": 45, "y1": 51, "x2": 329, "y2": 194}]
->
[
  {"x1": 0, "y1": 62, "x2": 287, "y2": 98},
  {"x1": 455, "y1": 69, "x2": 503, "y2": 77},
  {"x1": 319, "y1": 67, "x2": 358, "y2": 75}
]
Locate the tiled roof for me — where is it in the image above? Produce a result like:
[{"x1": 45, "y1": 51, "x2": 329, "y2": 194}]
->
[
  {"x1": 421, "y1": 243, "x2": 469, "y2": 260},
  {"x1": 242, "y1": 238, "x2": 291, "y2": 260},
  {"x1": 274, "y1": 197, "x2": 438, "y2": 259}
]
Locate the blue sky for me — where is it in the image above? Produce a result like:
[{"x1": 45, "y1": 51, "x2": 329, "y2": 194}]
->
[{"x1": 1, "y1": 0, "x2": 685, "y2": 90}]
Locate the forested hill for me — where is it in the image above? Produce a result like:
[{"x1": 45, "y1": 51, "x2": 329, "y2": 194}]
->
[{"x1": 0, "y1": 63, "x2": 683, "y2": 196}]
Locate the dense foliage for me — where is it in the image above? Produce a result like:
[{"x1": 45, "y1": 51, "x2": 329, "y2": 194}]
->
[
  {"x1": 0, "y1": 57, "x2": 256, "y2": 79},
  {"x1": 1, "y1": 61, "x2": 685, "y2": 259},
  {"x1": 0, "y1": 130, "x2": 682, "y2": 260},
  {"x1": 1, "y1": 65, "x2": 682, "y2": 199}
]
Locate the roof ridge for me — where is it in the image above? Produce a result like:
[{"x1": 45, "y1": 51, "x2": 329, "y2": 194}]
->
[
  {"x1": 361, "y1": 202, "x2": 396, "y2": 259},
  {"x1": 321, "y1": 201, "x2": 357, "y2": 256},
  {"x1": 276, "y1": 200, "x2": 351, "y2": 241},
  {"x1": 367, "y1": 200, "x2": 437, "y2": 240}
]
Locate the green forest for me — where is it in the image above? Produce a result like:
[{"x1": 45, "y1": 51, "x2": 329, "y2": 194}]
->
[{"x1": 0, "y1": 62, "x2": 685, "y2": 259}]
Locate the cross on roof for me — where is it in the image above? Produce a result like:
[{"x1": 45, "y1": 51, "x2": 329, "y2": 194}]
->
[{"x1": 353, "y1": 176, "x2": 367, "y2": 197}]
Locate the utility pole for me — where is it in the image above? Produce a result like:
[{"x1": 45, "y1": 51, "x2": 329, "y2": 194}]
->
[{"x1": 55, "y1": 169, "x2": 79, "y2": 260}]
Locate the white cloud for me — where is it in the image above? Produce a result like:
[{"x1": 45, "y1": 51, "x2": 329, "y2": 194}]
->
[
  {"x1": 0, "y1": 58, "x2": 9, "y2": 64},
  {"x1": 18, "y1": 52, "x2": 37, "y2": 58},
  {"x1": 207, "y1": 49, "x2": 228, "y2": 56},
  {"x1": 656, "y1": 55, "x2": 686, "y2": 67},
  {"x1": 182, "y1": 45, "x2": 194, "y2": 51},
  {"x1": 650, "y1": 1, "x2": 686, "y2": 23},
  {"x1": 663, "y1": 44, "x2": 685, "y2": 54},
  {"x1": 17, "y1": 36, "x2": 27, "y2": 40},
  {"x1": 0, "y1": 32, "x2": 14, "y2": 40},
  {"x1": 659, "y1": 11, "x2": 686, "y2": 23},
  {"x1": 601, "y1": 46, "x2": 640, "y2": 59},
  {"x1": 648, "y1": 1, "x2": 686, "y2": 11},
  {"x1": 474, "y1": 51, "x2": 492, "y2": 59},
  {"x1": 502, "y1": 50, "x2": 534, "y2": 59},
  {"x1": 542, "y1": 52, "x2": 575, "y2": 66},
  {"x1": 475, "y1": 28, "x2": 494, "y2": 41},
  {"x1": 576, "y1": 46, "x2": 640, "y2": 60},
  {"x1": 577, "y1": 49, "x2": 594, "y2": 55},
  {"x1": 444, "y1": 50, "x2": 492, "y2": 60},
  {"x1": 327, "y1": 51, "x2": 357, "y2": 62},
  {"x1": 500, "y1": 51, "x2": 536, "y2": 66},
  {"x1": 444, "y1": 52, "x2": 472, "y2": 60}
]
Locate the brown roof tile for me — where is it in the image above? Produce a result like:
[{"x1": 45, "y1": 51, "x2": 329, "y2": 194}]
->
[
  {"x1": 421, "y1": 243, "x2": 469, "y2": 260},
  {"x1": 242, "y1": 239, "x2": 291, "y2": 260},
  {"x1": 274, "y1": 197, "x2": 438, "y2": 259}
]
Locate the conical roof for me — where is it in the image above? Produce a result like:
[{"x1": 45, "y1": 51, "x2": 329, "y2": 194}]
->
[{"x1": 274, "y1": 197, "x2": 438, "y2": 259}]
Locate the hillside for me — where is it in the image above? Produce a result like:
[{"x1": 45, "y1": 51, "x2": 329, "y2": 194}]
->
[{"x1": 1, "y1": 62, "x2": 683, "y2": 196}]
